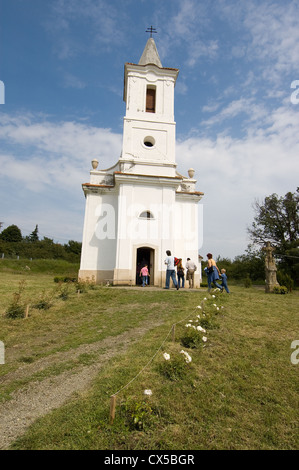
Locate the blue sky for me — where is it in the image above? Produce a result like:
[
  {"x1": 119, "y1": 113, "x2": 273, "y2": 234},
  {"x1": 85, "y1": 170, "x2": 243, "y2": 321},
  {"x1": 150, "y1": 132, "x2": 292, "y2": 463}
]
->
[{"x1": 0, "y1": 0, "x2": 298, "y2": 260}]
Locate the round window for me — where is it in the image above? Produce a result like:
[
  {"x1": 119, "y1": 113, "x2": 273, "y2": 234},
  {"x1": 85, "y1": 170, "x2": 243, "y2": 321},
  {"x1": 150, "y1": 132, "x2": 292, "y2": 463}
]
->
[{"x1": 143, "y1": 136, "x2": 155, "y2": 148}]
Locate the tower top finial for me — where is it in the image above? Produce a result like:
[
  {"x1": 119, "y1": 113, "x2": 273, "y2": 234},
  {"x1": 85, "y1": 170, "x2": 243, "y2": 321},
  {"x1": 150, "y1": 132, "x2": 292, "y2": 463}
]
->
[{"x1": 146, "y1": 26, "x2": 157, "y2": 38}]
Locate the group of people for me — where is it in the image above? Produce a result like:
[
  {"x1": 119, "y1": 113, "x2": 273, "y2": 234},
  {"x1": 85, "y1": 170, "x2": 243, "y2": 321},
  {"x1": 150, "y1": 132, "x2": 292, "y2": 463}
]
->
[
  {"x1": 164, "y1": 250, "x2": 230, "y2": 293},
  {"x1": 164, "y1": 250, "x2": 197, "y2": 290},
  {"x1": 137, "y1": 250, "x2": 230, "y2": 293}
]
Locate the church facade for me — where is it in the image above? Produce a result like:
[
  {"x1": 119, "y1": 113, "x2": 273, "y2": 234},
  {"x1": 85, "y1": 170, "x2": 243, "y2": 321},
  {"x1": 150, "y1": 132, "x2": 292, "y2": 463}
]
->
[{"x1": 79, "y1": 37, "x2": 204, "y2": 287}]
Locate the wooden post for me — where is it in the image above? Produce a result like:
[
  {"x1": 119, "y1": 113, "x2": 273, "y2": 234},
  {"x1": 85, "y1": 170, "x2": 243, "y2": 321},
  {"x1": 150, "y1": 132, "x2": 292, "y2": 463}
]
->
[
  {"x1": 25, "y1": 305, "x2": 30, "y2": 319},
  {"x1": 172, "y1": 324, "x2": 176, "y2": 342},
  {"x1": 110, "y1": 395, "x2": 117, "y2": 424}
]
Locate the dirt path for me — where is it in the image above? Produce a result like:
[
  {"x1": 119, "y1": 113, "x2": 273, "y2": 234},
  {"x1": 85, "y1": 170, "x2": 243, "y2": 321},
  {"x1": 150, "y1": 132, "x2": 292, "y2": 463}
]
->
[{"x1": 0, "y1": 318, "x2": 163, "y2": 450}]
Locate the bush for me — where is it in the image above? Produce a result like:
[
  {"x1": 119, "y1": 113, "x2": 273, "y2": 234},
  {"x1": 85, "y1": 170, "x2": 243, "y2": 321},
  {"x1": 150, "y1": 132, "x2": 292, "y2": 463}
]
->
[
  {"x1": 244, "y1": 277, "x2": 252, "y2": 288},
  {"x1": 180, "y1": 325, "x2": 204, "y2": 349},
  {"x1": 32, "y1": 290, "x2": 54, "y2": 310},
  {"x1": 272, "y1": 285, "x2": 288, "y2": 295},
  {"x1": 157, "y1": 351, "x2": 192, "y2": 381},
  {"x1": 120, "y1": 398, "x2": 159, "y2": 431},
  {"x1": 6, "y1": 303, "x2": 26, "y2": 319},
  {"x1": 57, "y1": 284, "x2": 70, "y2": 301},
  {"x1": 277, "y1": 271, "x2": 294, "y2": 291},
  {"x1": 54, "y1": 276, "x2": 77, "y2": 283},
  {"x1": 5, "y1": 281, "x2": 26, "y2": 319}
]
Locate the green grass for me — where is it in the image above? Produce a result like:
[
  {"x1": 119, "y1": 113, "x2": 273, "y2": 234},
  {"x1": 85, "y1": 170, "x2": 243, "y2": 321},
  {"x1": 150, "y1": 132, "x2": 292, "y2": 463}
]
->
[{"x1": 0, "y1": 263, "x2": 298, "y2": 450}]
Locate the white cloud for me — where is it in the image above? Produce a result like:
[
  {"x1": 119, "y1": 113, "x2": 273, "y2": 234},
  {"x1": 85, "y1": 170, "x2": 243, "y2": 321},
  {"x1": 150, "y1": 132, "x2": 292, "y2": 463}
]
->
[
  {"x1": 0, "y1": 113, "x2": 122, "y2": 192},
  {"x1": 218, "y1": 1, "x2": 299, "y2": 86},
  {"x1": 177, "y1": 101, "x2": 299, "y2": 257}
]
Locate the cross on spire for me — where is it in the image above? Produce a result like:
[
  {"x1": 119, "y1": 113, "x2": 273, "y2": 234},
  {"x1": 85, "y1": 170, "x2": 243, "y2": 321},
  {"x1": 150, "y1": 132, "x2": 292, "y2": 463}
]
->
[{"x1": 146, "y1": 26, "x2": 157, "y2": 38}]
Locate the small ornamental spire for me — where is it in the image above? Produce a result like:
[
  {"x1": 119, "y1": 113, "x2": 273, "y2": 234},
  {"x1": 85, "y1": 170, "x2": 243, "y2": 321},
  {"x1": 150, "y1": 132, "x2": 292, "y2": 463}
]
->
[{"x1": 146, "y1": 26, "x2": 157, "y2": 38}]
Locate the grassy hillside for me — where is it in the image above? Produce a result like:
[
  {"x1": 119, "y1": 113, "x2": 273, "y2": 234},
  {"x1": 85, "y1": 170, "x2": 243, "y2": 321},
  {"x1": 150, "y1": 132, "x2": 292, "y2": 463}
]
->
[{"x1": 0, "y1": 265, "x2": 298, "y2": 450}]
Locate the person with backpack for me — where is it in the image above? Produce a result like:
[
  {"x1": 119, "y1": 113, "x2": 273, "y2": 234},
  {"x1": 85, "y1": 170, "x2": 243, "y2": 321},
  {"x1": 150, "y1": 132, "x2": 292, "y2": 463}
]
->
[{"x1": 164, "y1": 250, "x2": 179, "y2": 290}]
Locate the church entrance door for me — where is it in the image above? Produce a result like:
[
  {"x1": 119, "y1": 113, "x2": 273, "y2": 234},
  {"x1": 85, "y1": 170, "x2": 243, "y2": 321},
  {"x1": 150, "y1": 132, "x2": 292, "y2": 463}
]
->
[{"x1": 136, "y1": 247, "x2": 154, "y2": 286}]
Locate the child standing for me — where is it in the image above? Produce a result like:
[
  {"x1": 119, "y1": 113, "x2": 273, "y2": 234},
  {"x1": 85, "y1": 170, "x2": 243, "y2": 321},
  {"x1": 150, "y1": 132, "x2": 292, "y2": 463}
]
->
[
  {"x1": 220, "y1": 269, "x2": 230, "y2": 293},
  {"x1": 140, "y1": 265, "x2": 150, "y2": 287}
]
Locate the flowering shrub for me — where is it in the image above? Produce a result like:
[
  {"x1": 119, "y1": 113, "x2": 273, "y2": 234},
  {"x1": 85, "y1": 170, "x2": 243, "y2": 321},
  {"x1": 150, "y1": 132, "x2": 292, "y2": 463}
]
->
[
  {"x1": 198, "y1": 314, "x2": 219, "y2": 330},
  {"x1": 180, "y1": 350, "x2": 192, "y2": 363},
  {"x1": 158, "y1": 351, "x2": 190, "y2": 381},
  {"x1": 180, "y1": 324, "x2": 205, "y2": 349}
]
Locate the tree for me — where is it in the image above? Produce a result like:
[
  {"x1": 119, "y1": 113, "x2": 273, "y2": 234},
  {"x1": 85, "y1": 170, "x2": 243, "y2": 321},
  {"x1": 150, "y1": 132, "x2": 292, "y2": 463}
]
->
[
  {"x1": 0, "y1": 224, "x2": 22, "y2": 242},
  {"x1": 248, "y1": 189, "x2": 299, "y2": 249},
  {"x1": 64, "y1": 240, "x2": 82, "y2": 256},
  {"x1": 27, "y1": 225, "x2": 39, "y2": 242},
  {"x1": 248, "y1": 188, "x2": 299, "y2": 284}
]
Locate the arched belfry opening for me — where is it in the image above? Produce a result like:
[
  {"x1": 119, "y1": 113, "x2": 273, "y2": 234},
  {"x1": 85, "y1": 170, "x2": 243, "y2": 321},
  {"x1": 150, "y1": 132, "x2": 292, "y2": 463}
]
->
[{"x1": 136, "y1": 247, "x2": 155, "y2": 285}]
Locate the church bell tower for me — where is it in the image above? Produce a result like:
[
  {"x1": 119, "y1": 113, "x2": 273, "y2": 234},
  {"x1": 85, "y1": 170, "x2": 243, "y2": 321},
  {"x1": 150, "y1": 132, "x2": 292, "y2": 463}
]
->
[{"x1": 120, "y1": 37, "x2": 179, "y2": 177}]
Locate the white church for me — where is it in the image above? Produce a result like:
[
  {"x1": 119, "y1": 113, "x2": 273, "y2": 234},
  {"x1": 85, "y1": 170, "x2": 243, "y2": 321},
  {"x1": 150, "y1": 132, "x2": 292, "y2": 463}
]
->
[{"x1": 79, "y1": 36, "x2": 204, "y2": 287}]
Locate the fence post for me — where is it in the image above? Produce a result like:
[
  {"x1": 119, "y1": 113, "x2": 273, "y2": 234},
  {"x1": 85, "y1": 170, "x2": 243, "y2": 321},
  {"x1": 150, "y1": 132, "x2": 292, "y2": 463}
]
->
[
  {"x1": 172, "y1": 324, "x2": 176, "y2": 342},
  {"x1": 110, "y1": 395, "x2": 117, "y2": 424},
  {"x1": 25, "y1": 305, "x2": 30, "y2": 319}
]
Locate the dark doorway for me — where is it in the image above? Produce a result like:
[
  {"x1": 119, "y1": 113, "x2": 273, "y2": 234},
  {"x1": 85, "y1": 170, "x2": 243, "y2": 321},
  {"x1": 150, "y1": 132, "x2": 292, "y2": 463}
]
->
[{"x1": 136, "y1": 247, "x2": 154, "y2": 285}]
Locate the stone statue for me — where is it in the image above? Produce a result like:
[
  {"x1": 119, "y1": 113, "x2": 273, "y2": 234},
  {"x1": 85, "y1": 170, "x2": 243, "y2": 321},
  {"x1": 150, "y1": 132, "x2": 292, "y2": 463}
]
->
[{"x1": 263, "y1": 242, "x2": 279, "y2": 293}]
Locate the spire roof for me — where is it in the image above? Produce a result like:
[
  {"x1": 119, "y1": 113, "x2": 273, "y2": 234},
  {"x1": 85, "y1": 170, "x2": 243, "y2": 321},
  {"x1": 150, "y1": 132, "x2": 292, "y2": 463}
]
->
[{"x1": 138, "y1": 37, "x2": 162, "y2": 67}]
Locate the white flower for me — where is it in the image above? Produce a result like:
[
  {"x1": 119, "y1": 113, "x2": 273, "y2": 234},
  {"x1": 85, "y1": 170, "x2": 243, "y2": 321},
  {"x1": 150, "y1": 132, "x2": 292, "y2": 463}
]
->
[
  {"x1": 217, "y1": 307, "x2": 219, "y2": 311},
  {"x1": 204, "y1": 297, "x2": 207, "y2": 301},
  {"x1": 144, "y1": 389, "x2": 152, "y2": 396},
  {"x1": 197, "y1": 305, "x2": 202, "y2": 309},
  {"x1": 163, "y1": 352, "x2": 170, "y2": 361},
  {"x1": 197, "y1": 325, "x2": 206, "y2": 333},
  {"x1": 180, "y1": 350, "x2": 192, "y2": 363},
  {"x1": 185, "y1": 323, "x2": 192, "y2": 327},
  {"x1": 202, "y1": 336, "x2": 208, "y2": 342},
  {"x1": 213, "y1": 303, "x2": 217, "y2": 307},
  {"x1": 212, "y1": 295, "x2": 215, "y2": 298}
]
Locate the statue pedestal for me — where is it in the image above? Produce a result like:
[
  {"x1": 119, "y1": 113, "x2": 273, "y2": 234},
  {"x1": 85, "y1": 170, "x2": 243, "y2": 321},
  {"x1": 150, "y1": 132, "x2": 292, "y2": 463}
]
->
[{"x1": 265, "y1": 268, "x2": 280, "y2": 293}]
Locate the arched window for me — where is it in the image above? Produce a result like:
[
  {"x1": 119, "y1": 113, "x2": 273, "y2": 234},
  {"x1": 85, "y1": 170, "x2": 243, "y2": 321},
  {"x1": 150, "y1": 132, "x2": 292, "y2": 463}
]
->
[{"x1": 139, "y1": 210, "x2": 154, "y2": 219}]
